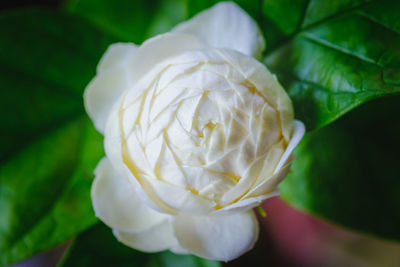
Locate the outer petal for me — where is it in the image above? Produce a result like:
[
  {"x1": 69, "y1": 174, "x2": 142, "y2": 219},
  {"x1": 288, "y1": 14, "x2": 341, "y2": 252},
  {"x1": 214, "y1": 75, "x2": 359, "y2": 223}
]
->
[
  {"x1": 127, "y1": 33, "x2": 206, "y2": 89},
  {"x1": 84, "y1": 43, "x2": 137, "y2": 133},
  {"x1": 273, "y1": 120, "x2": 305, "y2": 173},
  {"x1": 172, "y1": 211, "x2": 259, "y2": 261},
  {"x1": 97, "y1": 43, "x2": 138, "y2": 73},
  {"x1": 113, "y1": 219, "x2": 179, "y2": 253},
  {"x1": 172, "y1": 2, "x2": 265, "y2": 58},
  {"x1": 91, "y1": 157, "x2": 168, "y2": 232}
]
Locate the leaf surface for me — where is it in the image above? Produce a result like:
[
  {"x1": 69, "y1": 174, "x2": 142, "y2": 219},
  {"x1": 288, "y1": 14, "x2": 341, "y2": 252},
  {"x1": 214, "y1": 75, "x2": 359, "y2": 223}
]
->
[
  {"x1": 64, "y1": 0, "x2": 187, "y2": 43},
  {"x1": 0, "y1": 9, "x2": 115, "y2": 266},
  {"x1": 264, "y1": 0, "x2": 400, "y2": 129}
]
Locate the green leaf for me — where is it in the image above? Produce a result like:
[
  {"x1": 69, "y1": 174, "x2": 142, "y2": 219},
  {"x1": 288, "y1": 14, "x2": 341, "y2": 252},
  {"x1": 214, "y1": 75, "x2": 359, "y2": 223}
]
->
[
  {"x1": 64, "y1": 0, "x2": 265, "y2": 43},
  {"x1": 185, "y1": 0, "x2": 261, "y2": 19},
  {"x1": 0, "y1": 8, "x2": 116, "y2": 266},
  {"x1": 60, "y1": 223, "x2": 221, "y2": 267},
  {"x1": 64, "y1": 0, "x2": 187, "y2": 44},
  {"x1": 259, "y1": 0, "x2": 308, "y2": 48},
  {"x1": 264, "y1": 0, "x2": 400, "y2": 130},
  {"x1": 280, "y1": 95, "x2": 400, "y2": 241}
]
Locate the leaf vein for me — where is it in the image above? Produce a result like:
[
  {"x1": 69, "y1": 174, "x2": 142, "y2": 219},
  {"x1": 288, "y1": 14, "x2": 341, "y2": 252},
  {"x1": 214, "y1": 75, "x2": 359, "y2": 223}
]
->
[
  {"x1": 266, "y1": 0, "x2": 377, "y2": 55},
  {"x1": 302, "y1": 34, "x2": 384, "y2": 68},
  {"x1": 356, "y1": 11, "x2": 400, "y2": 36}
]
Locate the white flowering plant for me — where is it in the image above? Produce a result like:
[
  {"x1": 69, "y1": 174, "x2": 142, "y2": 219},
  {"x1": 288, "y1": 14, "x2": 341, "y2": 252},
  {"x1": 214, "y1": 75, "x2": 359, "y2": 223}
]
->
[
  {"x1": 0, "y1": 0, "x2": 399, "y2": 266},
  {"x1": 85, "y1": 2, "x2": 304, "y2": 261}
]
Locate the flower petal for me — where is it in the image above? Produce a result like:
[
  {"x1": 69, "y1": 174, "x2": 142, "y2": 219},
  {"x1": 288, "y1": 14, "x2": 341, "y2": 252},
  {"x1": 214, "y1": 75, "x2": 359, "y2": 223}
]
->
[
  {"x1": 128, "y1": 32, "x2": 206, "y2": 86},
  {"x1": 105, "y1": 100, "x2": 217, "y2": 215},
  {"x1": 97, "y1": 43, "x2": 137, "y2": 73},
  {"x1": 172, "y1": 210, "x2": 259, "y2": 261},
  {"x1": 172, "y1": 2, "x2": 265, "y2": 58},
  {"x1": 84, "y1": 43, "x2": 137, "y2": 133},
  {"x1": 91, "y1": 157, "x2": 168, "y2": 232},
  {"x1": 113, "y1": 219, "x2": 179, "y2": 253},
  {"x1": 147, "y1": 178, "x2": 217, "y2": 214},
  {"x1": 216, "y1": 192, "x2": 280, "y2": 214},
  {"x1": 243, "y1": 156, "x2": 294, "y2": 199},
  {"x1": 273, "y1": 120, "x2": 305, "y2": 174},
  {"x1": 104, "y1": 102, "x2": 178, "y2": 214},
  {"x1": 223, "y1": 121, "x2": 304, "y2": 209},
  {"x1": 216, "y1": 48, "x2": 295, "y2": 142}
]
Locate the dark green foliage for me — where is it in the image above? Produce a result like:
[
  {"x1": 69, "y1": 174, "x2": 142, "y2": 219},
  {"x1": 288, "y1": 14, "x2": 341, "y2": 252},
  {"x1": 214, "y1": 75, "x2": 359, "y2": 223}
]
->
[{"x1": 0, "y1": 9, "x2": 114, "y2": 266}]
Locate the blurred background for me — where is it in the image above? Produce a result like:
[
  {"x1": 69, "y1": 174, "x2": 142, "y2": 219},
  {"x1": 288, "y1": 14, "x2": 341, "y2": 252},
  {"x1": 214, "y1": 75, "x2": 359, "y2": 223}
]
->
[{"x1": 2, "y1": 0, "x2": 400, "y2": 266}]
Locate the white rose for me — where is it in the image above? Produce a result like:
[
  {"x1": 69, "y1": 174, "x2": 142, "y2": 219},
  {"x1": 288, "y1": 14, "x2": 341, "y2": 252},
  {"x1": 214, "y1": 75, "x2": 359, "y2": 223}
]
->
[{"x1": 84, "y1": 1, "x2": 305, "y2": 262}]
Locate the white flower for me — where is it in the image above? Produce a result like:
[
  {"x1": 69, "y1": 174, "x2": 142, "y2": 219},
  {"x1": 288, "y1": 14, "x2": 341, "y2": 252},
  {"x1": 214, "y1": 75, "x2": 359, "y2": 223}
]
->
[{"x1": 84, "y1": 1, "x2": 305, "y2": 262}]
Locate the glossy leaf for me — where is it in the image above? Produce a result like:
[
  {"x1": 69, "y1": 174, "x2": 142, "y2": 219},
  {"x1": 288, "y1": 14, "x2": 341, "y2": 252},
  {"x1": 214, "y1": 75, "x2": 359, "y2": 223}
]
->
[
  {"x1": 264, "y1": 0, "x2": 400, "y2": 130},
  {"x1": 64, "y1": 0, "x2": 265, "y2": 43},
  {"x1": 185, "y1": 0, "x2": 261, "y2": 19},
  {"x1": 0, "y1": 9, "x2": 115, "y2": 266},
  {"x1": 280, "y1": 95, "x2": 400, "y2": 241},
  {"x1": 60, "y1": 223, "x2": 221, "y2": 267}
]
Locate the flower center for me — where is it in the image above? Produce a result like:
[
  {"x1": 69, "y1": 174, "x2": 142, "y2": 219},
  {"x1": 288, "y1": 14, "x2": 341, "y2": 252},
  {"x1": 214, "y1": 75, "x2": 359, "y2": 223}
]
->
[{"x1": 119, "y1": 50, "x2": 286, "y2": 207}]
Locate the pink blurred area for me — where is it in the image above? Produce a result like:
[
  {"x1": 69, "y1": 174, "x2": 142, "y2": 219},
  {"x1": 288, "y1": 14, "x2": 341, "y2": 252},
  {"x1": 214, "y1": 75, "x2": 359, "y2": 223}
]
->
[{"x1": 229, "y1": 197, "x2": 400, "y2": 267}]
